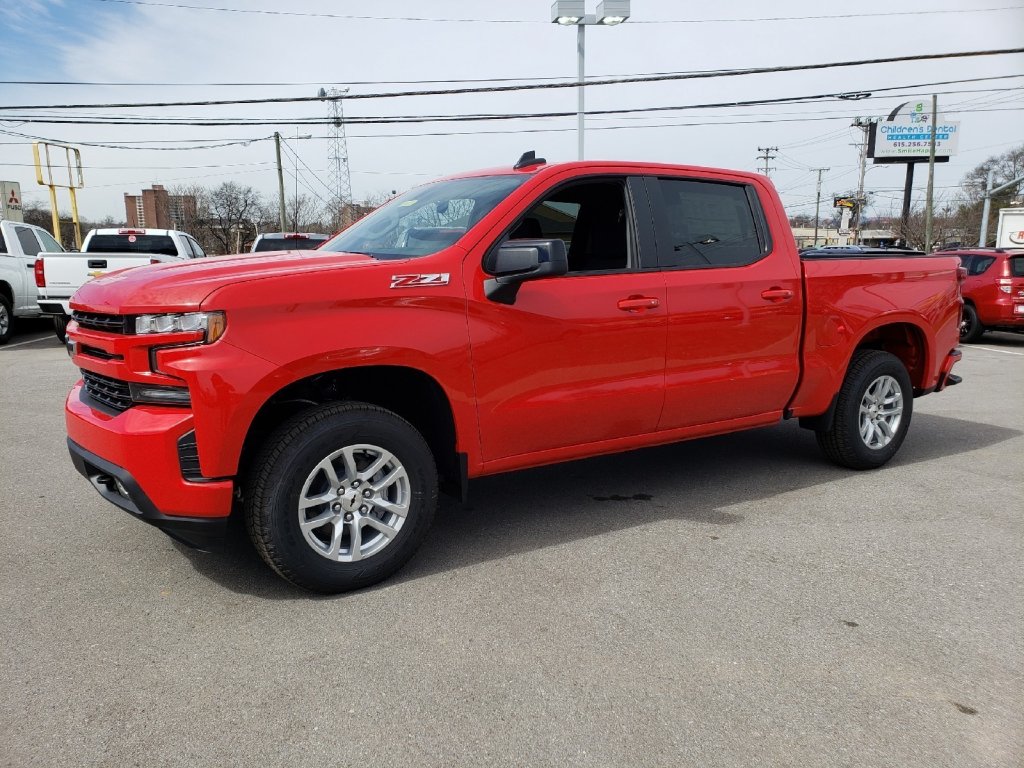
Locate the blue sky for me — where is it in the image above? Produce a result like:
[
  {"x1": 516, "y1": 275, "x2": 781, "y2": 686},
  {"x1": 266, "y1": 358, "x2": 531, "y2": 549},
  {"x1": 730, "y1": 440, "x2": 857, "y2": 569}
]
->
[{"x1": 2, "y1": 0, "x2": 1023, "y2": 222}]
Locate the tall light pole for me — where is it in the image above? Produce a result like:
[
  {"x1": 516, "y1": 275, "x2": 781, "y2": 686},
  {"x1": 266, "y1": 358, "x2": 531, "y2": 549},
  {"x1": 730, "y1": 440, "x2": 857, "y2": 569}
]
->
[{"x1": 551, "y1": 1, "x2": 630, "y2": 160}]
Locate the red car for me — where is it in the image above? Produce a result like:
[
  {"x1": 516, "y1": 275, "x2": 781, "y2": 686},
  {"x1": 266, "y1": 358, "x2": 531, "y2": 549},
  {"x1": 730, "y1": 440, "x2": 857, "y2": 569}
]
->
[
  {"x1": 949, "y1": 248, "x2": 1024, "y2": 342},
  {"x1": 63, "y1": 155, "x2": 963, "y2": 592}
]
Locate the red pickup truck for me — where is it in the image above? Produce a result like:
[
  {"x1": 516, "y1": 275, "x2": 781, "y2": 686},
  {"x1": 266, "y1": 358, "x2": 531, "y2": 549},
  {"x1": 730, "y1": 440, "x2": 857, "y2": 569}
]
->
[{"x1": 64, "y1": 156, "x2": 963, "y2": 593}]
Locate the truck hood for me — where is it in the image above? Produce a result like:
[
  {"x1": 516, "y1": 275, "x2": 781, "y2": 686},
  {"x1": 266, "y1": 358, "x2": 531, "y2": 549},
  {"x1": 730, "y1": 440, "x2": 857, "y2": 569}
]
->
[{"x1": 71, "y1": 250, "x2": 377, "y2": 314}]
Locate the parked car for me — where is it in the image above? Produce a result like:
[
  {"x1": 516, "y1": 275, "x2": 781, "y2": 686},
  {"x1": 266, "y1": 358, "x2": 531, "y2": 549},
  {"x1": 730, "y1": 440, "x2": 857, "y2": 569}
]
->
[
  {"x1": 62, "y1": 155, "x2": 963, "y2": 593},
  {"x1": 0, "y1": 219, "x2": 65, "y2": 344},
  {"x1": 943, "y1": 247, "x2": 1024, "y2": 342},
  {"x1": 36, "y1": 228, "x2": 207, "y2": 341},
  {"x1": 251, "y1": 232, "x2": 329, "y2": 252}
]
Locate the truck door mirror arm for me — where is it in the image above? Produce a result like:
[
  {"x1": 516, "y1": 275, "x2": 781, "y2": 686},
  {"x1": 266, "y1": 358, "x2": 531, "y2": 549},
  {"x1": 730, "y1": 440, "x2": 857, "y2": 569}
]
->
[{"x1": 484, "y1": 238, "x2": 568, "y2": 305}]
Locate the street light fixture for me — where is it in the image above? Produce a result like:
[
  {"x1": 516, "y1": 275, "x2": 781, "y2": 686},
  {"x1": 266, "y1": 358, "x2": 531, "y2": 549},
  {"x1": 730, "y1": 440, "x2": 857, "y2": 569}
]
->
[{"x1": 551, "y1": 0, "x2": 630, "y2": 160}]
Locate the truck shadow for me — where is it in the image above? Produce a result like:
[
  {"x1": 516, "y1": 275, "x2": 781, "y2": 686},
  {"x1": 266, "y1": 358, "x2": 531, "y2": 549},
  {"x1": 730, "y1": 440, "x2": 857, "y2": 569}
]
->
[{"x1": 176, "y1": 413, "x2": 1021, "y2": 598}]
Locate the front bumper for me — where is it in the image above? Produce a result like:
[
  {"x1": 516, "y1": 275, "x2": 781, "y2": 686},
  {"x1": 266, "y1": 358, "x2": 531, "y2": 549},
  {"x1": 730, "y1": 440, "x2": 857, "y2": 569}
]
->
[{"x1": 66, "y1": 382, "x2": 234, "y2": 548}]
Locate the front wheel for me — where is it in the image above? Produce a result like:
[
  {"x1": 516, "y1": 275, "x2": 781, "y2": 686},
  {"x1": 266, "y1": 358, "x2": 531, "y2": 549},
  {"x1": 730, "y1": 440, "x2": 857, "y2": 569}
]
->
[
  {"x1": 816, "y1": 350, "x2": 913, "y2": 470},
  {"x1": 960, "y1": 304, "x2": 984, "y2": 343},
  {"x1": 245, "y1": 402, "x2": 438, "y2": 593}
]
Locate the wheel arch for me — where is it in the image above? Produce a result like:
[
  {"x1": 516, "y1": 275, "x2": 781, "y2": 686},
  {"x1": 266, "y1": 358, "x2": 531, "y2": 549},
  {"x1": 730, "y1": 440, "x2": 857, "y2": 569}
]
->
[
  {"x1": 0, "y1": 280, "x2": 12, "y2": 304},
  {"x1": 240, "y1": 364, "x2": 465, "y2": 500},
  {"x1": 852, "y1": 319, "x2": 931, "y2": 392}
]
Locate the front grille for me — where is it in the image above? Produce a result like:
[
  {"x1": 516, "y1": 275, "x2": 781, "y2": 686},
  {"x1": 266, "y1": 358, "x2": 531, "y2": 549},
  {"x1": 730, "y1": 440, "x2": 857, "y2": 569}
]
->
[
  {"x1": 73, "y1": 311, "x2": 131, "y2": 334},
  {"x1": 177, "y1": 431, "x2": 203, "y2": 481},
  {"x1": 82, "y1": 370, "x2": 133, "y2": 412}
]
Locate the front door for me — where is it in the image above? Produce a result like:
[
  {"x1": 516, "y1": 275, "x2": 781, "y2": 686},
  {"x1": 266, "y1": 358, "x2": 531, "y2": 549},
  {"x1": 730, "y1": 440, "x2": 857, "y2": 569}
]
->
[{"x1": 466, "y1": 176, "x2": 668, "y2": 462}]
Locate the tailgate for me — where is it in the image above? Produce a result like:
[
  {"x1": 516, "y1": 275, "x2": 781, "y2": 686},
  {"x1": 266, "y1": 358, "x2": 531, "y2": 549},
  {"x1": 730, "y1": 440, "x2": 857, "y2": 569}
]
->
[{"x1": 40, "y1": 253, "x2": 153, "y2": 294}]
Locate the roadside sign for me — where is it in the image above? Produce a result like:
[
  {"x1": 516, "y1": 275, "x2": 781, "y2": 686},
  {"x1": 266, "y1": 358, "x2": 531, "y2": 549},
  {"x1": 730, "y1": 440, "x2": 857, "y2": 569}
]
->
[
  {"x1": 0, "y1": 181, "x2": 24, "y2": 222},
  {"x1": 869, "y1": 99, "x2": 960, "y2": 163}
]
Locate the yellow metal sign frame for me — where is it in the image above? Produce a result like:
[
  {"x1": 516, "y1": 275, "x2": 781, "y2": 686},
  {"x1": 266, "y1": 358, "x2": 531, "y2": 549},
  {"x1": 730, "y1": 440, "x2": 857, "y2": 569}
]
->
[{"x1": 32, "y1": 142, "x2": 85, "y2": 249}]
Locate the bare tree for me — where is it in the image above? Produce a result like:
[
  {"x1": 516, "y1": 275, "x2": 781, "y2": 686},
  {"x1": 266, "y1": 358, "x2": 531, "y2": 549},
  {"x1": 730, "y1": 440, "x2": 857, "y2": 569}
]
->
[
  {"x1": 199, "y1": 182, "x2": 265, "y2": 254},
  {"x1": 956, "y1": 143, "x2": 1024, "y2": 245}
]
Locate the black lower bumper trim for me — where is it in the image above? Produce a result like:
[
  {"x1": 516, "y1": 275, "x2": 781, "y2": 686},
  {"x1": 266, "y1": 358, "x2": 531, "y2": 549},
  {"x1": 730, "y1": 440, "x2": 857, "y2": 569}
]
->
[{"x1": 67, "y1": 438, "x2": 229, "y2": 551}]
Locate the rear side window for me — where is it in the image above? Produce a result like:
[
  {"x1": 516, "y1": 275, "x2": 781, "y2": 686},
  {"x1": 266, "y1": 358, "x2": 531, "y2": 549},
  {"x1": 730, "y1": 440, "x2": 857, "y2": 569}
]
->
[
  {"x1": 959, "y1": 255, "x2": 995, "y2": 275},
  {"x1": 1011, "y1": 256, "x2": 1024, "y2": 277},
  {"x1": 37, "y1": 229, "x2": 63, "y2": 253},
  {"x1": 86, "y1": 234, "x2": 178, "y2": 257},
  {"x1": 655, "y1": 179, "x2": 765, "y2": 268},
  {"x1": 0, "y1": 230, "x2": 6, "y2": 254},
  {"x1": 15, "y1": 227, "x2": 41, "y2": 256}
]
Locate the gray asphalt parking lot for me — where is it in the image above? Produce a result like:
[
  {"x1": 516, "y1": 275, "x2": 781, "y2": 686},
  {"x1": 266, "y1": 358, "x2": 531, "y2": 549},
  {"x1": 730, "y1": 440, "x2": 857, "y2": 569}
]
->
[{"x1": 1, "y1": 329, "x2": 1022, "y2": 767}]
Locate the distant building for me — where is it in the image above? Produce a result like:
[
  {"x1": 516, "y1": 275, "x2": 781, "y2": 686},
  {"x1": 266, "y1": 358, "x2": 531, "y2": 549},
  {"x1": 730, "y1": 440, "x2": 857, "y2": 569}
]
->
[
  {"x1": 790, "y1": 227, "x2": 897, "y2": 249},
  {"x1": 124, "y1": 185, "x2": 195, "y2": 230}
]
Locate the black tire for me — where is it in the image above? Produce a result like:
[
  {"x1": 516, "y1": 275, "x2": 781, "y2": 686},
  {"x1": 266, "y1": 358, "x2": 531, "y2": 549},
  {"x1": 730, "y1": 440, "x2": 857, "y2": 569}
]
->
[
  {"x1": 816, "y1": 350, "x2": 914, "y2": 470},
  {"x1": 245, "y1": 402, "x2": 438, "y2": 593},
  {"x1": 0, "y1": 293, "x2": 13, "y2": 345},
  {"x1": 960, "y1": 303, "x2": 984, "y2": 343},
  {"x1": 53, "y1": 314, "x2": 68, "y2": 343}
]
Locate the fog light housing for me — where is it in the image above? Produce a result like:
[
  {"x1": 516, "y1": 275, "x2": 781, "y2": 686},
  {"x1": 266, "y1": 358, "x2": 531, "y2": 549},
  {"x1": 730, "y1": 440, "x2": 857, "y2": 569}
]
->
[{"x1": 128, "y1": 382, "x2": 192, "y2": 406}]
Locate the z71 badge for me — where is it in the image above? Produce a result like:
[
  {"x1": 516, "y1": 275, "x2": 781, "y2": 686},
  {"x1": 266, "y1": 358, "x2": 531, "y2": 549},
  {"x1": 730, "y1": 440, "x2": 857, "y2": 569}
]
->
[{"x1": 390, "y1": 273, "x2": 450, "y2": 289}]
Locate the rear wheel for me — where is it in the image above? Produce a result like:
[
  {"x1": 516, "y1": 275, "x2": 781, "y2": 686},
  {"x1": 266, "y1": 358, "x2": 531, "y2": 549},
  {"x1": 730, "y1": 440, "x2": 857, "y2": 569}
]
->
[
  {"x1": 0, "y1": 294, "x2": 13, "y2": 344},
  {"x1": 245, "y1": 402, "x2": 438, "y2": 593},
  {"x1": 816, "y1": 350, "x2": 913, "y2": 470},
  {"x1": 53, "y1": 315, "x2": 68, "y2": 343},
  {"x1": 960, "y1": 304, "x2": 984, "y2": 343}
]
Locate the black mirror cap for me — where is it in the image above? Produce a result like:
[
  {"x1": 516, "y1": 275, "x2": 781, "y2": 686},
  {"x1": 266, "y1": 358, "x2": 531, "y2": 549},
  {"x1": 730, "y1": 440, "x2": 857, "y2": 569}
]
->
[{"x1": 485, "y1": 238, "x2": 567, "y2": 304}]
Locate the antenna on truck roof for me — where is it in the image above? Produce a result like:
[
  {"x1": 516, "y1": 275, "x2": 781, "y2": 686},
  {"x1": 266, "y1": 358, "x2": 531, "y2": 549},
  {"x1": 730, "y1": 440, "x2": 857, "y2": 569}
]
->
[{"x1": 514, "y1": 151, "x2": 546, "y2": 170}]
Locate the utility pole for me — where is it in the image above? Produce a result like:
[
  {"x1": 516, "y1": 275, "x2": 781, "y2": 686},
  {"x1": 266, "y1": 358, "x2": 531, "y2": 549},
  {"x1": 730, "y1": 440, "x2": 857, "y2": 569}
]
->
[
  {"x1": 273, "y1": 132, "x2": 286, "y2": 232},
  {"x1": 978, "y1": 170, "x2": 1024, "y2": 246},
  {"x1": 756, "y1": 146, "x2": 778, "y2": 177},
  {"x1": 813, "y1": 167, "x2": 830, "y2": 247},
  {"x1": 923, "y1": 94, "x2": 938, "y2": 252},
  {"x1": 851, "y1": 117, "x2": 875, "y2": 245}
]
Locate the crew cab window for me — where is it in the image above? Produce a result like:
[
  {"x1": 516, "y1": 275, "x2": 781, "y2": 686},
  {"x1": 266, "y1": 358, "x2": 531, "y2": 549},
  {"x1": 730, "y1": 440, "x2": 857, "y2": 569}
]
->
[
  {"x1": 655, "y1": 179, "x2": 765, "y2": 269},
  {"x1": 959, "y1": 255, "x2": 995, "y2": 275},
  {"x1": 186, "y1": 236, "x2": 206, "y2": 258},
  {"x1": 508, "y1": 180, "x2": 630, "y2": 273},
  {"x1": 37, "y1": 229, "x2": 63, "y2": 253},
  {"x1": 15, "y1": 227, "x2": 41, "y2": 257},
  {"x1": 322, "y1": 175, "x2": 526, "y2": 260}
]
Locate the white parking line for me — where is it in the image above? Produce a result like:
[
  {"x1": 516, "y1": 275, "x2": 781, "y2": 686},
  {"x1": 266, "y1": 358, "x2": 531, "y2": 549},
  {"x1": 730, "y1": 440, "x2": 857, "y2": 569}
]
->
[
  {"x1": 970, "y1": 345, "x2": 1024, "y2": 357},
  {"x1": 0, "y1": 335, "x2": 54, "y2": 350}
]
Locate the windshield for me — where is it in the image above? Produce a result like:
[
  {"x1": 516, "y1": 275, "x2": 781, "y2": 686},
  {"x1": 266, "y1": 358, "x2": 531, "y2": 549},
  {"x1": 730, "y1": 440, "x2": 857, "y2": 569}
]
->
[
  {"x1": 321, "y1": 175, "x2": 527, "y2": 259},
  {"x1": 86, "y1": 234, "x2": 178, "y2": 257},
  {"x1": 253, "y1": 236, "x2": 326, "y2": 252}
]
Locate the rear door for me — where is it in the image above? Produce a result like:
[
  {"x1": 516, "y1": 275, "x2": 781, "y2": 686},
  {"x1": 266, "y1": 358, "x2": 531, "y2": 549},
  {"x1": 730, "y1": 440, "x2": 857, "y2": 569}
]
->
[
  {"x1": 646, "y1": 174, "x2": 803, "y2": 429},
  {"x1": 12, "y1": 226, "x2": 44, "y2": 311}
]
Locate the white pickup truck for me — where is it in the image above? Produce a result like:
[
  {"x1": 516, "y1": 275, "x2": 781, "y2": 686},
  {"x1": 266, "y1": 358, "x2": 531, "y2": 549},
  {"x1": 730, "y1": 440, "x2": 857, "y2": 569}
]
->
[
  {"x1": 0, "y1": 219, "x2": 66, "y2": 344},
  {"x1": 36, "y1": 227, "x2": 208, "y2": 340}
]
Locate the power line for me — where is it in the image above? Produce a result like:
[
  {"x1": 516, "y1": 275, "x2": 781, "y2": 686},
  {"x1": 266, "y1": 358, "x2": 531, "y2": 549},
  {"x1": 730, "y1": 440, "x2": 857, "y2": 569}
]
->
[
  {"x1": 5, "y1": 92, "x2": 1021, "y2": 128},
  {"x1": 3, "y1": 48, "x2": 1022, "y2": 111}
]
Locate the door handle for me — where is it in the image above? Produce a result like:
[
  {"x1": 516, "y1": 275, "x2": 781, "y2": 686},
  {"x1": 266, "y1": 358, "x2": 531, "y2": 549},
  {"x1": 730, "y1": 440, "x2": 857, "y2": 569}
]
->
[
  {"x1": 617, "y1": 296, "x2": 660, "y2": 312},
  {"x1": 760, "y1": 288, "x2": 794, "y2": 302}
]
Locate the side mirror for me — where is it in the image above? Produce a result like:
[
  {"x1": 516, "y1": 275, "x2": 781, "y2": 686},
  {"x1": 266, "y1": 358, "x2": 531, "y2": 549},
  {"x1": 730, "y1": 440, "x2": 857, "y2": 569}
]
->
[{"x1": 484, "y1": 238, "x2": 568, "y2": 304}]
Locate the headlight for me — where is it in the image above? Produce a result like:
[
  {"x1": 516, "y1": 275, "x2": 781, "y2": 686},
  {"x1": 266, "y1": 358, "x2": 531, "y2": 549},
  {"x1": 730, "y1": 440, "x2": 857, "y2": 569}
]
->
[{"x1": 134, "y1": 311, "x2": 226, "y2": 342}]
